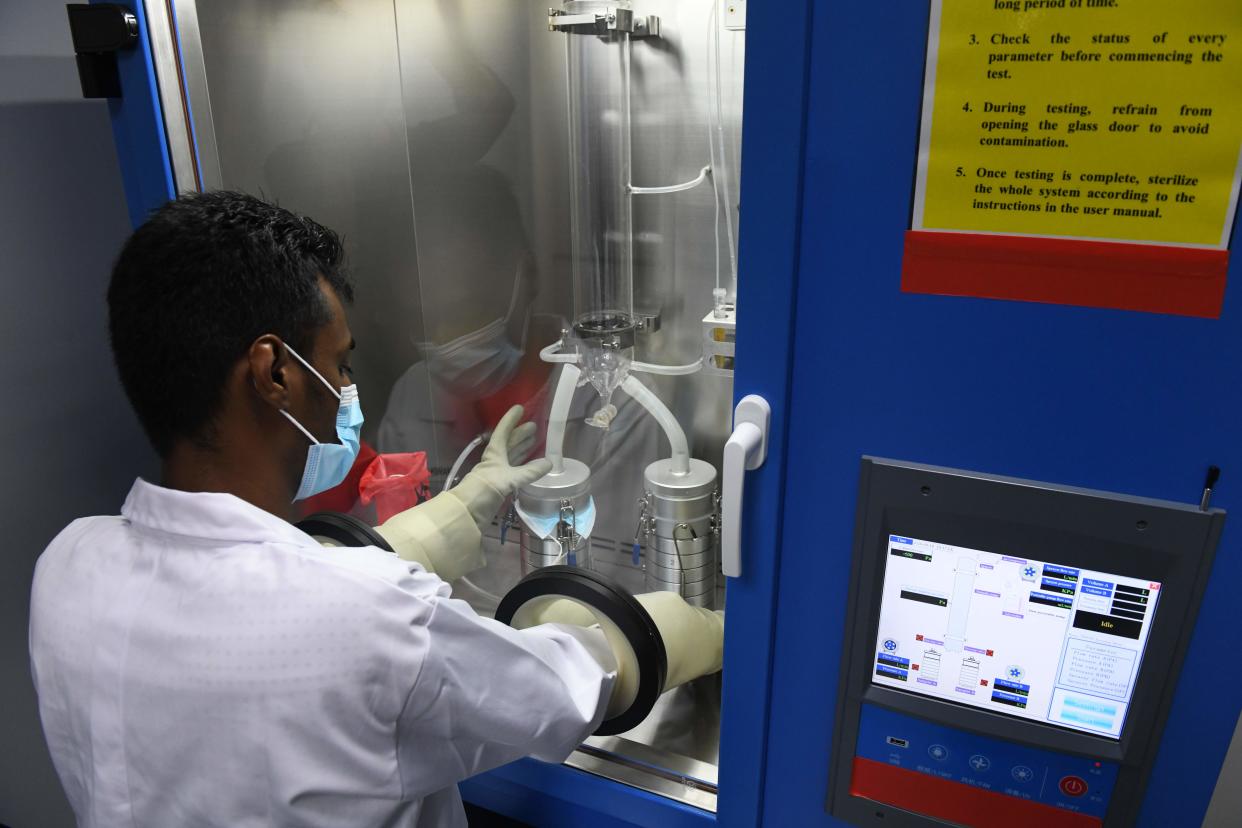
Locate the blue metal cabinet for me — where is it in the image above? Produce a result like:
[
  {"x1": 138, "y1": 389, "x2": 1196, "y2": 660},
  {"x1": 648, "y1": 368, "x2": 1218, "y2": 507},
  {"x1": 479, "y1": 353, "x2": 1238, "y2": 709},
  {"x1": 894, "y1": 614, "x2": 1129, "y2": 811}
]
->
[{"x1": 758, "y1": 3, "x2": 1242, "y2": 827}]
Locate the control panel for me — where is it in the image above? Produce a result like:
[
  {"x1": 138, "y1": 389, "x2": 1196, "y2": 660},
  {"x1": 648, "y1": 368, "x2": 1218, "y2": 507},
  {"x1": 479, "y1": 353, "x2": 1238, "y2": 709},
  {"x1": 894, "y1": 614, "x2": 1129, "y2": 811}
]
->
[
  {"x1": 853, "y1": 705, "x2": 1116, "y2": 827},
  {"x1": 826, "y1": 458, "x2": 1224, "y2": 827}
]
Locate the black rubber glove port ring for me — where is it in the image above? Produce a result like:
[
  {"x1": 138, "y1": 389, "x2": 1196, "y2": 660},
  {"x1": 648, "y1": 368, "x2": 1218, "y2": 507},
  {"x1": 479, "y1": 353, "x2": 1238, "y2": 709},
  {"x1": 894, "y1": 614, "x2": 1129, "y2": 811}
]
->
[
  {"x1": 495, "y1": 566, "x2": 667, "y2": 736},
  {"x1": 296, "y1": 512, "x2": 395, "y2": 553}
]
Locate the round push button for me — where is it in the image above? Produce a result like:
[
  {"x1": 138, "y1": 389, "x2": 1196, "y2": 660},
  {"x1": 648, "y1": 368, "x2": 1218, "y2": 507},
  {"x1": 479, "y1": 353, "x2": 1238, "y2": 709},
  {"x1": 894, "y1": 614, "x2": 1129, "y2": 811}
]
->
[{"x1": 1059, "y1": 775, "x2": 1088, "y2": 797}]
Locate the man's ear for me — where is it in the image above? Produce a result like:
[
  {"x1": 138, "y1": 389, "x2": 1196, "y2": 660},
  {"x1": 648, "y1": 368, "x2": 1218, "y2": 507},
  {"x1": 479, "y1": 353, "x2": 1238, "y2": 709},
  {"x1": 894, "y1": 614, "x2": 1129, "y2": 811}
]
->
[{"x1": 248, "y1": 335, "x2": 292, "y2": 410}]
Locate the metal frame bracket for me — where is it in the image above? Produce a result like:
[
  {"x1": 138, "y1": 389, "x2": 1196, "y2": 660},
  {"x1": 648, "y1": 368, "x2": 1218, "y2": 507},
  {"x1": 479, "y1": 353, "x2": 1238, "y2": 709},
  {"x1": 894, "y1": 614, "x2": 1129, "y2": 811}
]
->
[
  {"x1": 66, "y1": 4, "x2": 138, "y2": 98},
  {"x1": 548, "y1": 7, "x2": 660, "y2": 38}
]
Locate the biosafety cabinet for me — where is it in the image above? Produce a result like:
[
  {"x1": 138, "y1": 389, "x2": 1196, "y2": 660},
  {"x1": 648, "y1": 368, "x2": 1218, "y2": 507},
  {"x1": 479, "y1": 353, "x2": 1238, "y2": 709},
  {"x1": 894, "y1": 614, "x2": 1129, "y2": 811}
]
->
[{"x1": 79, "y1": 0, "x2": 1242, "y2": 825}]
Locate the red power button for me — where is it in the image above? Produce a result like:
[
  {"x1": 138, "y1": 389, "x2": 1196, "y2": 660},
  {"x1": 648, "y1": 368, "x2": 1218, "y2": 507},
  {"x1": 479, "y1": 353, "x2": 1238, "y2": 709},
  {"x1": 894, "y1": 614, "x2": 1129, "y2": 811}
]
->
[{"x1": 1059, "y1": 775, "x2": 1088, "y2": 797}]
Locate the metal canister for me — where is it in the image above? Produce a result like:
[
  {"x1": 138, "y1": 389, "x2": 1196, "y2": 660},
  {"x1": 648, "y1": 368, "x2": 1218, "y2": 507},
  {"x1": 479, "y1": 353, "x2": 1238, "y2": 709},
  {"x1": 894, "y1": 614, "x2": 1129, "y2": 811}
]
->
[
  {"x1": 640, "y1": 457, "x2": 719, "y2": 608},
  {"x1": 517, "y1": 458, "x2": 593, "y2": 574}
]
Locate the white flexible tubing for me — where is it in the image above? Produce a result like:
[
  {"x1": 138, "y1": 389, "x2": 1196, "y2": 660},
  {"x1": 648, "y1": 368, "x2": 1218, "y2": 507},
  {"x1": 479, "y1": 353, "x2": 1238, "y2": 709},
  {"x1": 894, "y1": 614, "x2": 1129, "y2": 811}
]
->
[
  {"x1": 725, "y1": 32, "x2": 740, "y2": 301},
  {"x1": 629, "y1": 165, "x2": 712, "y2": 195},
  {"x1": 545, "y1": 365, "x2": 581, "y2": 475},
  {"x1": 713, "y1": 4, "x2": 739, "y2": 299},
  {"x1": 705, "y1": 1, "x2": 722, "y2": 294},
  {"x1": 442, "y1": 434, "x2": 505, "y2": 602},
  {"x1": 630, "y1": 359, "x2": 703, "y2": 377},
  {"x1": 712, "y1": 157, "x2": 722, "y2": 293},
  {"x1": 540, "y1": 340, "x2": 579, "y2": 363},
  {"x1": 706, "y1": 0, "x2": 738, "y2": 300},
  {"x1": 540, "y1": 340, "x2": 579, "y2": 364},
  {"x1": 621, "y1": 375, "x2": 690, "y2": 475},
  {"x1": 443, "y1": 433, "x2": 487, "y2": 494}
]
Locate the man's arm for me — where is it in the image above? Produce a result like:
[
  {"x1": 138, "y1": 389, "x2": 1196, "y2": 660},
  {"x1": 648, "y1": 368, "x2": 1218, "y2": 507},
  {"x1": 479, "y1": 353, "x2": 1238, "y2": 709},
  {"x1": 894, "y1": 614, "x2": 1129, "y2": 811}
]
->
[
  {"x1": 393, "y1": 588, "x2": 615, "y2": 799},
  {"x1": 375, "y1": 405, "x2": 550, "y2": 581}
]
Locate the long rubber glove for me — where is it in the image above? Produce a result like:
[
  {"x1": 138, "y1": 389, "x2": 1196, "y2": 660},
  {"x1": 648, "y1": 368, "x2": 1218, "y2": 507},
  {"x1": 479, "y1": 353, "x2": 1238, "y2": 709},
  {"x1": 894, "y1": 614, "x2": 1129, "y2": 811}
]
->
[
  {"x1": 446, "y1": 405, "x2": 552, "y2": 527},
  {"x1": 375, "y1": 406, "x2": 551, "y2": 581},
  {"x1": 524, "y1": 592, "x2": 724, "y2": 694},
  {"x1": 516, "y1": 601, "x2": 638, "y2": 718},
  {"x1": 634, "y1": 592, "x2": 724, "y2": 692}
]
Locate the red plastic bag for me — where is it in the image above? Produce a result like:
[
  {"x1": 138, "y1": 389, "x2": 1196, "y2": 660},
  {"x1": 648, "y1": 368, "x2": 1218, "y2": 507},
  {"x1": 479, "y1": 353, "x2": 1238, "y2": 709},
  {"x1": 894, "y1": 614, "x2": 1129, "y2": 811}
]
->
[
  {"x1": 358, "y1": 452, "x2": 432, "y2": 523},
  {"x1": 298, "y1": 441, "x2": 378, "y2": 517}
]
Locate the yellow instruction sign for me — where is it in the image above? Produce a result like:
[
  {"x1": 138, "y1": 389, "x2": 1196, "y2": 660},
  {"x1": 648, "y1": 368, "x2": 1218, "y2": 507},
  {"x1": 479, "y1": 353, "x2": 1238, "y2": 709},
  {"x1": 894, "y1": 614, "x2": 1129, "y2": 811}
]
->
[{"x1": 913, "y1": 0, "x2": 1242, "y2": 249}]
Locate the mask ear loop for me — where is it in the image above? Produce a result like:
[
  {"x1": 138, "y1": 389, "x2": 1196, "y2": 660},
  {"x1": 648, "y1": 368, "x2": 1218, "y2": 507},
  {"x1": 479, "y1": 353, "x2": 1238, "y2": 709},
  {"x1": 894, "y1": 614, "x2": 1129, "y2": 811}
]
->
[
  {"x1": 279, "y1": 342, "x2": 344, "y2": 446},
  {"x1": 283, "y1": 342, "x2": 342, "y2": 401},
  {"x1": 280, "y1": 409, "x2": 321, "y2": 445}
]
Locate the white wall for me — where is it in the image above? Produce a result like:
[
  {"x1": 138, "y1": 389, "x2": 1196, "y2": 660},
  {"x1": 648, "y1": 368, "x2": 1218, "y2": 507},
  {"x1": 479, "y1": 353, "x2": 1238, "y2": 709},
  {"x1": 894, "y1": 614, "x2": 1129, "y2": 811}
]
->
[{"x1": 0, "y1": 3, "x2": 156, "y2": 826}]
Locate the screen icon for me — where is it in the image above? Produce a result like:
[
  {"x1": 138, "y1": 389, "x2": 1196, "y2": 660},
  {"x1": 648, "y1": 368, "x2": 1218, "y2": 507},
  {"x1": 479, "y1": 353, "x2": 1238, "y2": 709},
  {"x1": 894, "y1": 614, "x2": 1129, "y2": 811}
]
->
[{"x1": 968, "y1": 754, "x2": 991, "y2": 772}]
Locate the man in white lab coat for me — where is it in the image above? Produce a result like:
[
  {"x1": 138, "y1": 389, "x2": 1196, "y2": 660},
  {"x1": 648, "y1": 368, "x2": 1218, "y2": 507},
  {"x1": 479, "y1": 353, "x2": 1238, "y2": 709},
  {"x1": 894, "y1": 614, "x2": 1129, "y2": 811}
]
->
[{"x1": 28, "y1": 191, "x2": 620, "y2": 827}]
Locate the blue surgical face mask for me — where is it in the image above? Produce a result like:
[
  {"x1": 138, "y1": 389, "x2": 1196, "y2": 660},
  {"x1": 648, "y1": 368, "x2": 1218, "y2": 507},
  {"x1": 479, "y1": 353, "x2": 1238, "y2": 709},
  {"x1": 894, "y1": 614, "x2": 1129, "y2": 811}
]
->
[
  {"x1": 415, "y1": 263, "x2": 530, "y2": 399},
  {"x1": 419, "y1": 318, "x2": 523, "y2": 399},
  {"x1": 279, "y1": 344, "x2": 364, "y2": 501},
  {"x1": 514, "y1": 497, "x2": 597, "y2": 541}
]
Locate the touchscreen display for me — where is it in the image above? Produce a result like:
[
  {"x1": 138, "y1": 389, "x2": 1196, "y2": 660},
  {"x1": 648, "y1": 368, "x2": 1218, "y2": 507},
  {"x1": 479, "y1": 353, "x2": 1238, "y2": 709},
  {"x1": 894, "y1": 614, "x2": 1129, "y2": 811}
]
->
[{"x1": 872, "y1": 535, "x2": 1160, "y2": 738}]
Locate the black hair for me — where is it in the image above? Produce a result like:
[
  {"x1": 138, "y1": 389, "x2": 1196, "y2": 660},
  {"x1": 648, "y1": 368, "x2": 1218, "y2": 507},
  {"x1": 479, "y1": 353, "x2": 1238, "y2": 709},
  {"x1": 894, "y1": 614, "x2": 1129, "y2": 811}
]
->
[{"x1": 107, "y1": 190, "x2": 354, "y2": 457}]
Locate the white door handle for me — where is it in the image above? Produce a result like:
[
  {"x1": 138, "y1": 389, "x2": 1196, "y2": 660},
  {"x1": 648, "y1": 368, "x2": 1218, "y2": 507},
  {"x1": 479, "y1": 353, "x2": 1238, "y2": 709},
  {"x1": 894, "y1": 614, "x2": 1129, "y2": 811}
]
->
[{"x1": 721, "y1": 395, "x2": 771, "y2": 578}]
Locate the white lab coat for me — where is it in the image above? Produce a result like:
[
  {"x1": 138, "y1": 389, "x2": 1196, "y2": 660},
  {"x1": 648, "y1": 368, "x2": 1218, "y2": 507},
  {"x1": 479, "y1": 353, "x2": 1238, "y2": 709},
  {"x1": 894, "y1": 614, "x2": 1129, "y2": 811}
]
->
[{"x1": 29, "y1": 478, "x2": 614, "y2": 827}]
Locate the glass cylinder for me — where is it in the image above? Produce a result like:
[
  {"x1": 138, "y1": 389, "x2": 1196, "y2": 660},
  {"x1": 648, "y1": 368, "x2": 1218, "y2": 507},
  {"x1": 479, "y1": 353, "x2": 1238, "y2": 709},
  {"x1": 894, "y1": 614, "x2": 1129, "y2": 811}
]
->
[{"x1": 563, "y1": 1, "x2": 636, "y2": 398}]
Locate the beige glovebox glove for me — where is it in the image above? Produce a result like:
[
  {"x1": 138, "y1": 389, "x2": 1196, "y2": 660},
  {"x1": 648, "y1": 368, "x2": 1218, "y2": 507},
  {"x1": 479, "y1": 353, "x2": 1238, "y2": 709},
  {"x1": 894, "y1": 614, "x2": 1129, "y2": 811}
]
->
[
  {"x1": 448, "y1": 405, "x2": 552, "y2": 528},
  {"x1": 374, "y1": 405, "x2": 551, "y2": 581},
  {"x1": 374, "y1": 489, "x2": 484, "y2": 581},
  {"x1": 634, "y1": 591, "x2": 725, "y2": 692},
  {"x1": 521, "y1": 599, "x2": 639, "y2": 718},
  {"x1": 525, "y1": 592, "x2": 725, "y2": 695}
]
